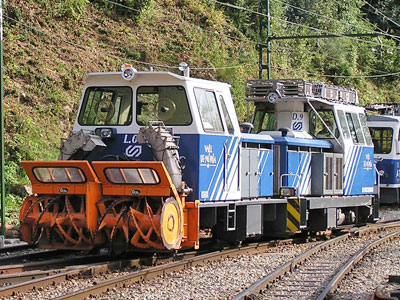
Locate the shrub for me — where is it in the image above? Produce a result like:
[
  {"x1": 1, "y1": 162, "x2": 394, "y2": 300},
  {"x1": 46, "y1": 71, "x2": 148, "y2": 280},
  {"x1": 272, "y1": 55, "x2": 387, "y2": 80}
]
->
[{"x1": 55, "y1": 0, "x2": 89, "y2": 20}]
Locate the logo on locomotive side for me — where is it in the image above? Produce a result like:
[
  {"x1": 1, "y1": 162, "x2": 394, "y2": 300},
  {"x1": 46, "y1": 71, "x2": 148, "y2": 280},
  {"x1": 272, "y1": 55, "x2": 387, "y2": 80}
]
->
[
  {"x1": 363, "y1": 153, "x2": 373, "y2": 171},
  {"x1": 123, "y1": 134, "x2": 142, "y2": 157},
  {"x1": 125, "y1": 145, "x2": 142, "y2": 158},
  {"x1": 292, "y1": 121, "x2": 303, "y2": 131}
]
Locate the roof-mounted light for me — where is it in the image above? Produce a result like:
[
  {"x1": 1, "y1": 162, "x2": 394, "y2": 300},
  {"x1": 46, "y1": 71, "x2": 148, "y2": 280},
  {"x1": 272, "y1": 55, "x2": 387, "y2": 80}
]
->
[
  {"x1": 178, "y1": 62, "x2": 190, "y2": 77},
  {"x1": 121, "y1": 64, "x2": 137, "y2": 81},
  {"x1": 267, "y1": 91, "x2": 281, "y2": 103}
]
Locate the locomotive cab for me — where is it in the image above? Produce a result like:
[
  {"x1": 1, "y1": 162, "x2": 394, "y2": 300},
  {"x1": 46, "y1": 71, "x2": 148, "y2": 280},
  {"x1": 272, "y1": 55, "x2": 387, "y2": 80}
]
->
[{"x1": 246, "y1": 79, "x2": 378, "y2": 231}]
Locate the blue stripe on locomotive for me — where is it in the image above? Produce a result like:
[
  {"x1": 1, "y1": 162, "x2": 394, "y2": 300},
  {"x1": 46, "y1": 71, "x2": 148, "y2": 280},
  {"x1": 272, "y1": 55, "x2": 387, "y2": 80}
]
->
[
  {"x1": 286, "y1": 151, "x2": 311, "y2": 195},
  {"x1": 343, "y1": 146, "x2": 374, "y2": 195}
]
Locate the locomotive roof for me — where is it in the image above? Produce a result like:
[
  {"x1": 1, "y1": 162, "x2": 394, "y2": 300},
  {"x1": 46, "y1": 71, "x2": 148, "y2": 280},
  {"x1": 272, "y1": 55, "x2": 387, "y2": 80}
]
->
[
  {"x1": 368, "y1": 114, "x2": 400, "y2": 122},
  {"x1": 85, "y1": 71, "x2": 232, "y2": 89}
]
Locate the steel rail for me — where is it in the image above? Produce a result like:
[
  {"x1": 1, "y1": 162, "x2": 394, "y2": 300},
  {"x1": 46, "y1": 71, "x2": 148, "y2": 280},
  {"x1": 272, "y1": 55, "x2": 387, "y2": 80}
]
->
[
  {"x1": 231, "y1": 233, "x2": 350, "y2": 300},
  {"x1": 0, "y1": 253, "x2": 110, "y2": 275},
  {"x1": 0, "y1": 258, "x2": 144, "y2": 297},
  {"x1": 5, "y1": 221, "x2": 400, "y2": 299},
  {"x1": 53, "y1": 240, "x2": 294, "y2": 300},
  {"x1": 0, "y1": 243, "x2": 31, "y2": 254},
  {"x1": 316, "y1": 229, "x2": 400, "y2": 300},
  {"x1": 231, "y1": 221, "x2": 400, "y2": 300},
  {"x1": 0, "y1": 240, "x2": 291, "y2": 298}
]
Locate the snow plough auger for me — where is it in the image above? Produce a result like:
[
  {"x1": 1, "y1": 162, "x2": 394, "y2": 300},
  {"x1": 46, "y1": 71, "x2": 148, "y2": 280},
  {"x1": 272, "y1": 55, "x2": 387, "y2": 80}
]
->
[{"x1": 19, "y1": 160, "x2": 199, "y2": 251}]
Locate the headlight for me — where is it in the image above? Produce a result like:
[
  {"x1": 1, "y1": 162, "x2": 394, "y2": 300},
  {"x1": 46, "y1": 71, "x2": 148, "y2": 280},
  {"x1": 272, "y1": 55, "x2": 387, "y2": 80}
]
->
[
  {"x1": 280, "y1": 187, "x2": 296, "y2": 197},
  {"x1": 100, "y1": 128, "x2": 113, "y2": 139},
  {"x1": 95, "y1": 128, "x2": 115, "y2": 139},
  {"x1": 121, "y1": 64, "x2": 136, "y2": 81},
  {"x1": 267, "y1": 92, "x2": 280, "y2": 103}
]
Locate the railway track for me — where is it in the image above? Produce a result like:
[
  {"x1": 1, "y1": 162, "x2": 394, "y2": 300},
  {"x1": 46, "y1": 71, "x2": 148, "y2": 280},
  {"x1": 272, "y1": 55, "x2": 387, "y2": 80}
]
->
[
  {"x1": 0, "y1": 243, "x2": 31, "y2": 254},
  {"x1": 0, "y1": 239, "x2": 295, "y2": 299},
  {"x1": 2, "y1": 221, "x2": 399, "y2": 300},
  {"x1": 232, "y1": 223, "x2": 400, "y2": 300}
]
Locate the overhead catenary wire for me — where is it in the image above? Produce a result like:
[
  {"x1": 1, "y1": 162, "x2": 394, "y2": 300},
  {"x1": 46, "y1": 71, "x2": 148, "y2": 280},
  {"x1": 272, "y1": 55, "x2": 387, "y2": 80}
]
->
[
  {"x1": 362, "y1": 0, "x2": 400, "y2": 30},
  {"x1": 97, "y1": 0, "x2": 394, "y2": 74},
  {"x1": 272, "y1": 45, "x2": 389, "y2": 75},
  {"x1": 92, "y1": 0, "x2": 400, "y2": 74},
  {"x1": 272, "y1": 16, "x2": 400, "y2": 50},
  {"x1": 273, "y1": 65, "x2": 400, "y2": 78},
  {"x1": 209, "y1": 0, "x2": 400, "y2": 51},
  {"x1": 328, "y1": 0, "x2": 400, "y2": 43},
  {"x1": 357, "y1": 15, "x2": 400, "y2": 43},
  {"x1": 276, "y1": 0, "x2": 400, "y2": 42}
]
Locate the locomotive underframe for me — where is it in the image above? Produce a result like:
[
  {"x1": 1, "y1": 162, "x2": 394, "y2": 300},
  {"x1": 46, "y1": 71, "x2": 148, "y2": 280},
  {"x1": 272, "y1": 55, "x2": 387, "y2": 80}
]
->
[{"x1": 198, "y1": 194, "x2": 377, "y2": 243}]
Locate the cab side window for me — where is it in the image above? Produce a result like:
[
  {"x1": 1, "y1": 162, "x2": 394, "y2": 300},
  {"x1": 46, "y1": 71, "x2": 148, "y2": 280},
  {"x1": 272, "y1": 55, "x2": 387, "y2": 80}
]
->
[
  {"x1": 346, "y1": 113, "x2": 365, "y2": 144},
  {"x1": 369, "y1": 127, "x2": 393, "y2": 154},
  {"x1": 358, "y1": 113, "x2": 373, "y2": 146},
  {"x1": 337, "y1": 110, "x2": 350, "y2": 139},
  {"x1": 219, "y1": 95, "x2": 235, "y2": 135},
  {"x1": 309, "y1": 110, "x2": 339, "y2": 138},
  {"x1": 194, "y1": 88, "x2": 224, "y2": 133}
]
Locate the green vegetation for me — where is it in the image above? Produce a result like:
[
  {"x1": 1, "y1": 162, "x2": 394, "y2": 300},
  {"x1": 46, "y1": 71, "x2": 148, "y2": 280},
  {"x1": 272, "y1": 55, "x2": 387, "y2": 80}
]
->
[{"x1": 2, "y1": 0, "x2": 400, "y2": 222}]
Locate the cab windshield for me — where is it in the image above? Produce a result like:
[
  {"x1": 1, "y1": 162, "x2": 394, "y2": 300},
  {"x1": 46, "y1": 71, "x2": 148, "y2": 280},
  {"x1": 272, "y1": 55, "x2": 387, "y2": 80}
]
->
[
  {"x1": 136, "y1": 86, "x2": 192, "y2": 126},
  {"x1": 78, "y1": 87, "x2": 132, "y2": 126},
  {"x1": 252, "y1": 110, "x2": 276, "y2": 133}
]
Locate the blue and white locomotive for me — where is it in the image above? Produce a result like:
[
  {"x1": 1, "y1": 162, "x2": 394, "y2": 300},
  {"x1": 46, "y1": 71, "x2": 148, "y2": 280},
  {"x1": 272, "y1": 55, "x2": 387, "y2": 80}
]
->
[
  {"x1": 19, "y1": 65, "x2": 379, "y2": 251},
  {"x1": 367, "y1": 104, "x2": 400, "y2": 204}
]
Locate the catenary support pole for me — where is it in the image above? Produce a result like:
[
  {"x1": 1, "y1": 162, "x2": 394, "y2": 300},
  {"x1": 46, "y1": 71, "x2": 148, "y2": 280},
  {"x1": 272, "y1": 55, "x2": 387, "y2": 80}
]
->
[
  {"x1": 0, "y1": 0, "x2": 6, "y2": 237},
  {"x1": 266, "y1": 0, "x2": 271, "y2": 79}
]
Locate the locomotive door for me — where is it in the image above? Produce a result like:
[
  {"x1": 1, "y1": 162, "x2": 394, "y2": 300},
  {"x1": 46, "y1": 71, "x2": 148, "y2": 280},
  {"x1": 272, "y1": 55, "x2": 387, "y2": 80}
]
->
[
  {"x1": 195, "y1": 88, "x2": 240, "y2": 202},
  {"x1": 218, "y1": 93, "x2": 240, "y2": 200}
]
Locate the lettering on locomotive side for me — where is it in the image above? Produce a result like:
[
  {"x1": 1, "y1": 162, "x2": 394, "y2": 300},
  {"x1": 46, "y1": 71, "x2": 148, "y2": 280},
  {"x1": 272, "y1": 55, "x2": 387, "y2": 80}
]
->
[
  {"x1": 363, "y1": 153, "x2": 373, "y2": 171},
  {"x1": 123, "y1": 134, "x2": 138, "y2": 144},
  {"x1": 200, "y1": 144, "x2": 217, "y2": 168}
]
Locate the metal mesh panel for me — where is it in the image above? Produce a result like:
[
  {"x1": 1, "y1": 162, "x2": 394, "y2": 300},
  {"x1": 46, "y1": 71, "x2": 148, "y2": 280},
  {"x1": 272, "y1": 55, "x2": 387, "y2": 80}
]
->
[
  {"x1": 325, "y1": 156, "x2": 333, "y2": 191},
  {"x1": 335, "y1": 156, "x2": 343, "y2": 191},
  {"x1": 245, "y1": 79, "x2": 358, "y2": 104}
]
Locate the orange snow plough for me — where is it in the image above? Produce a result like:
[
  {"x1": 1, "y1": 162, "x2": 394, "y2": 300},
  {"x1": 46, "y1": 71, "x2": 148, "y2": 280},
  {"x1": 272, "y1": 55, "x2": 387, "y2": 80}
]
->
[{"x1": 19, "y1": 160, "x2": 199, "y2": 251}]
